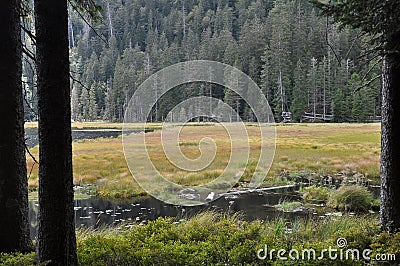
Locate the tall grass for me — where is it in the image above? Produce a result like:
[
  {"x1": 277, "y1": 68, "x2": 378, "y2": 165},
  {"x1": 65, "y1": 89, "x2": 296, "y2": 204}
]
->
[
  {"x1": 327, "y1": 185, "x2": 373, "y2": 211},
  {"x1": 26, "y1": 123, "x2": 381, "y2": 199}
]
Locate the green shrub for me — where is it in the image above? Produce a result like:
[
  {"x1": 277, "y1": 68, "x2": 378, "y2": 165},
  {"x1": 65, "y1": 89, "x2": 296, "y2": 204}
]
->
[
  {"x1": 76, "y1": 213, "x2": 381, "y2": 265},
  {"x1": 303, "y1": 185, "x2": 330, "y2": 202},
  {"x1": 0, "y1": 212, "x2": 385, "y2": 265},
  {"x1": 371, "y1": 232, "x2": 400, "y2": 262},
  {"x1": 0, "y1": 252, "x2": 35, "y2": 266},
  {"x1": 371, "y1": 198, "x2": 380, "y2": 211},
  {"x1": 327, "y1": 185, "x2": 373, "y2": 211}
]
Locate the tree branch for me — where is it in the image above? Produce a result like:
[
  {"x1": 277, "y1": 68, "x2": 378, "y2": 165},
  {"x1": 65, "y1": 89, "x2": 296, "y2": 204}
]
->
[
  {"x1": 361, "y1": 58, "x2": 382, "y2": 82},
  {"x1": 25, "y1": 141, "x2": 39, "y2": 179},
  {"x1": 70, "y1": 73, "x2": 90, "y2": 92},
  {"x1": 344, "y1": 31, "x2": 366, "y2": 60},
  {"x1": 24, "y1": 142, "x2": 39, "y2": 165},
  {"x1": 21, "y1": 23, "x2": 36, "y2": 45},
  {"x1": 325, "y1": 16, "x2": 341, "y2": 66},
  {"x1": 22, "y1": 83, "x2": 38, "y2": 117},
  {"x1": 352, "y1": 75, "x2": 381, "y2": 94},
  {"x1": 28, "y1": 161, "x2": 37, "y2": 179},
  {"x1": 22, "y1": 46, "x2": 36, "y2": 62},
  {"x1": 68, "y1": 0, "x2": 108, "y2": 45}
]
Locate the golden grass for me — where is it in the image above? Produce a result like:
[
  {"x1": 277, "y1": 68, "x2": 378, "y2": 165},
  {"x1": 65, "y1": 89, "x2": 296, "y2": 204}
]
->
[
  {"x1": 26, "y1": 123, "x2": 381, "y2": 198},
  {"x1": 269, "y1": 123, "x2": 380, "y2": 180}
]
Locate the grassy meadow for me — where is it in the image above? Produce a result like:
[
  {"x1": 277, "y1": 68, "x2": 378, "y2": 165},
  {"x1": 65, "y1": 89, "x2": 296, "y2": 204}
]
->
[{"x1": 26, "y1": 122, "x2": 381, "y2": 199}]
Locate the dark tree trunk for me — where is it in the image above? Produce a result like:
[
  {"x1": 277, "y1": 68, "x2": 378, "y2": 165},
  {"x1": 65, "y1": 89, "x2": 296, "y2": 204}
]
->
[
  {"x1": 0, "y1": 0, "x2": 31, "y2": 253},
  {"x1": 34, "y1": 0, "x2": 77, "y2": 264},
  {"x1": 380, "y1": 53, "x2": 400, "y2": 232}
]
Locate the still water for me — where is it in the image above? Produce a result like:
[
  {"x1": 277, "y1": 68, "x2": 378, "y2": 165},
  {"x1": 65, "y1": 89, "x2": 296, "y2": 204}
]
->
[
  {"x1": 25, "y1": 128, "x2": 152, "y2": 148},
  {"x1": 29, "y1": 190, "x2": 310, "y2": 240}
]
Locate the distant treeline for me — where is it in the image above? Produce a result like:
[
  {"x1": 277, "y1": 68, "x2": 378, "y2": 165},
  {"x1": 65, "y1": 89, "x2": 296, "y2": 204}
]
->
[{"x1": 22, "y1": 0, "x2": 382, "y2": 122}]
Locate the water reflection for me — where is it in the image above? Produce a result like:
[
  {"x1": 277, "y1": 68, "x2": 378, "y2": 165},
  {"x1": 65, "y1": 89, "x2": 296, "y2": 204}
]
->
[{"x1": 29, "y1": 191, "x2": 310, "y2": 240}]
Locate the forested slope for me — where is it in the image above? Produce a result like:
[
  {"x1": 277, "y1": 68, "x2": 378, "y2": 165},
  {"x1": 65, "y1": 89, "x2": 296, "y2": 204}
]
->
[{"x1": 22, "y1": 0, "x2": 381, "y2": 122}]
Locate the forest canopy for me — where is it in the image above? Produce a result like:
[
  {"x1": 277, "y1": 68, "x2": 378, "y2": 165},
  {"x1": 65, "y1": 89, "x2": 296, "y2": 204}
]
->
[{"x1": 22, "y1": 0, "x2": 382, "y2": 123}]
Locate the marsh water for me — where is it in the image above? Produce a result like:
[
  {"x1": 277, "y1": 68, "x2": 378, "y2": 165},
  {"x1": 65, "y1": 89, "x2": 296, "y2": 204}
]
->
[
  {"x1": 29, "y1": 189, "x2": 311, "y2": 239},
  {"x1": 26, "y1": 128, "x2": 313, "y2": 239},
  {"x1": 25, "y1": 127, "x2": 152, "y2": 148}
]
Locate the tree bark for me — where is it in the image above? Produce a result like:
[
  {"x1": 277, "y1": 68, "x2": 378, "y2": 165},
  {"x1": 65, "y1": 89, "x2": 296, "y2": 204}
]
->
[
  {"x1": 380, "y1": 53, "x2": 400, "y2": 232},
  {"x1": 0, "y1": 0, "x2": 31, "y2": 253},
  {"x1": 34, "y1": 0, "x2": 77, "y2": 264}
]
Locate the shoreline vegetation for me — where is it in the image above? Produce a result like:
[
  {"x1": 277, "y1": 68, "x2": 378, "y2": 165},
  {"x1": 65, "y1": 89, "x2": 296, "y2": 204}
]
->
[
  {"x1": 2, "y1": 212, "x2": 399, "y2": 265},
  {"x1": 26, "y1": 122, "x2": 381, "y2": 200}
]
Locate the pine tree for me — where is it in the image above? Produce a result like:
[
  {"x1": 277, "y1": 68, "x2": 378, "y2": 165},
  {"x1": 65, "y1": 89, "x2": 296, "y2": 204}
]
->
[
  {"x1": 350, "y1": 73, "x2": 375, "y2": 122},
  {"x1": 71, "y1": 84, "x2": 81, "y2": 121},
  {"x1": 291, "y1": 60, "x2": 308, "y2": 121},
  {"x1": 34, "y1": 0, "x2": 78, "y2": 263},
  {"x1": 88, "y1": 84, "x2": 98, "y2": 121},
  {"x1": 53, "y1": 0, "x2": 383, "y2": 126},
  {"x1": 265, "y1": 0, "x2": 293, "y2": 119},
  {"x1": 80, "y1": 87, "x2": 89, "y2": 121},
  {"x1": 0, "y1": 0, "x2": 30, "y2": 252}
]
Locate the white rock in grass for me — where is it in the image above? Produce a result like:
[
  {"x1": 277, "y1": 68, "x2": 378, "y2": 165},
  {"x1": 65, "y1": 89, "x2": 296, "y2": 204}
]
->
[{"x1": 206, "y1": 192, "x2": 215, "y2": 201}]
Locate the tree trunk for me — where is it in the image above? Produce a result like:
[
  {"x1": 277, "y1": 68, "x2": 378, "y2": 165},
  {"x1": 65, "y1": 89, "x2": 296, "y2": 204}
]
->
[
  {"x1": 0, "y1": 0, "x2": 31, "y2": 253},
  {"x1": 34, "y1": 0, "x2": 77, "y2": 264},
  {"x1": 380, "y1": 53, "x2": 400, "y2": 232},
  {"x1": 106, "y1": 0, "x2": 114, "y2": 38}
]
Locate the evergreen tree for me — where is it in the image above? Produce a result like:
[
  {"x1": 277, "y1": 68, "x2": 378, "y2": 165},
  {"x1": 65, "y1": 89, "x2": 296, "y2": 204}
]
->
[
  {"x1": 291, "y1": 60, "x2": 308, "y2": 121},
  {"x1": 71, "y1": 84, "x2": 81, "y2": 121},
  {"x1": 88, "y1": 84, "x2": 98, "y2": 121},
  {"x1": 29, "y1": 0, "x2": 382, "y2": 123},
  {"x1": 265, "y1": 0, "x2": 293, "y2": 119},
  {"x1": 0, "y1": 0, "x2": 30, "y2": 252},
  {"x1": 80, "y1": 87, "x2": 89, "y2": 121},
  {"x1": 34, "y1": 0, "x2": 78, "y2": 263}
]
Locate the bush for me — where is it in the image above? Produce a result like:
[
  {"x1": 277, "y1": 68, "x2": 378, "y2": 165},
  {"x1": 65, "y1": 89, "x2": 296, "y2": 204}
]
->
[
  {"x1": 371, "y1": 232, "x2": 400, "y2": 262},
  {"x1": 77, "y1": 212, "x2": 381, "y2": 265},
  {"x1": 371, "y1": 198, "x2": 380, "y2": 211},
  {"x1": 0, "y1": 252, "x2": 35, "y2": 266},
  {"x1": 303, "y1": 185, "x2": 330, "y2": 202},
  {"x1": 0, "y1": 213, "x2": 383, "y2": 266},
  {"x1": 327, "y1": 185, "x2": 373, "y2": 211}
]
